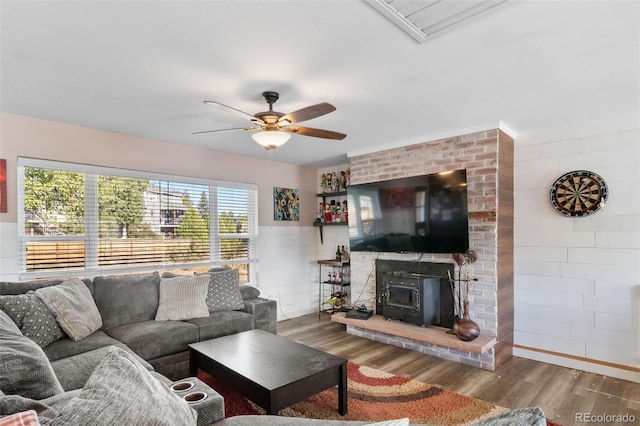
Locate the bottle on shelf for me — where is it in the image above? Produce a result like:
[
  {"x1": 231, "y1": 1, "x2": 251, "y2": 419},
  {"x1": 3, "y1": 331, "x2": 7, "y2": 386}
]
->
[
  {"x1": 341, "y1": 245, "x2": 349, "y2": 262},
  {"x1": 335, "y1": 245, "x2": 342, "y2": 261}
]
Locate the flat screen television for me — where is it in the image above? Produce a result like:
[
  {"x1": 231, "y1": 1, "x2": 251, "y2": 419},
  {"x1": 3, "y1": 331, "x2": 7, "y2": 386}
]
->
[{"x1": 347, "y1": 169, "x2": 469, "y2": 254}]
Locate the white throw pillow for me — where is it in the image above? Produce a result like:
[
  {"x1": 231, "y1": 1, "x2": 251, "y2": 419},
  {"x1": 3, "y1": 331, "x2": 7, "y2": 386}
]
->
[
  {"x1": 35, "y1": 279, "x2": 102, "y2": 341},
  {"x1": 155, "y1": 275, "x2": 209, "y2": 321}
]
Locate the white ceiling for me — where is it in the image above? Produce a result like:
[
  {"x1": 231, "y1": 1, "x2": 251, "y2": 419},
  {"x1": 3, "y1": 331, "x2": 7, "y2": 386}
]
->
[{"x1": 1, "y1": 1, "x2": 638, "y2": 167}]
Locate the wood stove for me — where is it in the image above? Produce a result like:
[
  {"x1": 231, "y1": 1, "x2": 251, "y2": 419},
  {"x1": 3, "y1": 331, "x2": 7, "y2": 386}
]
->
[
  {"x1": 376, "y1": 259, "x2": 455, "y2": 328},
  {"x1": 382, "y1": 273, "x2": 440, "y2": 326}
]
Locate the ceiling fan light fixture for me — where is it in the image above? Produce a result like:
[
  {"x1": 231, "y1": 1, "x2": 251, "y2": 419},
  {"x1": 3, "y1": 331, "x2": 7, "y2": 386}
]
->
[{"x1": 251, "y1": 130, "x2": 291, "y2": 150}]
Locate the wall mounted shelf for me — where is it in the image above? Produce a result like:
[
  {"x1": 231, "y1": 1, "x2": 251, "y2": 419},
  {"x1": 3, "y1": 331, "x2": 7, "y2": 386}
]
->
[{"x1": 315, "y1": 191, "x2": 348, "y2": 244}]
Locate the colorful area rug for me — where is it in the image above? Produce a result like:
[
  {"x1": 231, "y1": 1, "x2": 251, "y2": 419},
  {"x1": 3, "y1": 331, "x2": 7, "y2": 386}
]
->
[{"x1": 199, "y1": 361, "x2": 510, "y2": 425}]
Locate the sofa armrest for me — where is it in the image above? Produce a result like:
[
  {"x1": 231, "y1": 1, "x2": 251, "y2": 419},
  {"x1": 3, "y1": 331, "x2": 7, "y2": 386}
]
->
[
  {"x1": 243, "y1": 298, "x2": 277, "y2": 334},
  {"x1": 169, "y1": 377, "x2": 224, "y2": 426}
]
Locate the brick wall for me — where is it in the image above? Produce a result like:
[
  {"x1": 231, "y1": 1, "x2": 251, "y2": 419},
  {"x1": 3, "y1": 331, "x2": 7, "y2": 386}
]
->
[{"x1": 347, "y1": 128, "x2": 514, "y2": 370}]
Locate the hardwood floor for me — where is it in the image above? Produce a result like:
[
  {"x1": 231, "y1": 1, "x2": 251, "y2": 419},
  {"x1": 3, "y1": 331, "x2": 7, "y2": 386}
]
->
[{"x1": 277, "y1": 314, "x2": 640, "y2": 426}]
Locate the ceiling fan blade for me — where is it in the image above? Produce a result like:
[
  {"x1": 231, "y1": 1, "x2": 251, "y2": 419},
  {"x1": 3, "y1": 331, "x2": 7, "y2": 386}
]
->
[
  {"x1": 192, "y1": 126, "x2": 257, "y2": 135},
  {"x1": 283, "y1": 126, "x2": 346, "y2": 140},
  {"x1": 203, "y1": 101, "x2": 265, "y2": 125},
  {"x1": 278, "y1": 102, "x2": 336, "y2": 125}
]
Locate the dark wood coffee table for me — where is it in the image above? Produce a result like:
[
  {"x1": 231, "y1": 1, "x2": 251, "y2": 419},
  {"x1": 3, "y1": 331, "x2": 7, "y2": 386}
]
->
[{"x1": 189, "y1": 329, "x2": 348, "y2": 415}]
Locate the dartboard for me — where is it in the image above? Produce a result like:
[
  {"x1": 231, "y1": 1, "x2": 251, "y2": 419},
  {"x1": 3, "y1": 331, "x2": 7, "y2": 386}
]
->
[{"x1": 549, "y1": 170, "x2": 608, "y2": 217}]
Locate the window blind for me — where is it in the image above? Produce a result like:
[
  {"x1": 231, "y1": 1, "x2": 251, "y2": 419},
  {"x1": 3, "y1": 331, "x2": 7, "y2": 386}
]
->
[{"x1": 18, "y1": 158, "x2": 258, "y2": 283}]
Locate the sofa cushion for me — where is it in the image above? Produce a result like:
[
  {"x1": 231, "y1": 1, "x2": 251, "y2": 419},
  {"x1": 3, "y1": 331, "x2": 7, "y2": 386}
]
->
[
  {"x1": 93, "y1": 271, "x2": 160, "y2": 329},
  {"x1": 51, "y1": 343, "x2": 154, "y2": 391},
  {"x1": 0, "y1": 279, "x2": 94, "y2": 297},
  {"x1": 106, "y1": 319, "x2": 199, "y2": 360},
  {"x1": 0, "y1": 390, "x2": 80, "y2": 423},
  {"x1": 43, "y1": 330, "x2": 122, "y2": 362},
  {"x1": 239, "y1": 284, "x2": 260, "y2": 300},
  {"x1": 186, "y1": 311, "x2": 254, "y2": 341},
  {"x1": 35, "y1": 279, "x2": 102, "y2": 341},
  {"x1": 51, "y1": 347, "x2": 198, "y2": 425},
  {"x1": 147, "y1": 351, "x2": 191, "y2": 381},
  {"x1": 0, "y1": 292, "x2": 66, "y2": 347},
  {"x1": 155, "y1": 275, "x2": 209, "y2": 321},
  {"x1": 160, "y1": 271, "x2": 188, "y2": 278},
  {"x1": 0, "y1": 309, "x2": 64, "y2": 400},
  {"x1": 201, "y1": 268, "x2": 244, "y2": 312}
]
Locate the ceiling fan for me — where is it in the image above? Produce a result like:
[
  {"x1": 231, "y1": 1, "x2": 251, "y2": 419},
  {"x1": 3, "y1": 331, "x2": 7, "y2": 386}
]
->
[{"x1": 193, "y1": 91, "x2": 346, "y2": 150}]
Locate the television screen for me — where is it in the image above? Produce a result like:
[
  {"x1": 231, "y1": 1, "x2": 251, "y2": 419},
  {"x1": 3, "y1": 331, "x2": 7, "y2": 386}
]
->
[{"x1": 347, "y1": 169, "x2": 469, "y2": 254}]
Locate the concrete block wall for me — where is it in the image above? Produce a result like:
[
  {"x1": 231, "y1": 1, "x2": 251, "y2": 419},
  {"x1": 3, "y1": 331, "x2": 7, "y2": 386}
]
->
[{"x1": 513, "y1": 113, "x2": 640, "y2": 382}]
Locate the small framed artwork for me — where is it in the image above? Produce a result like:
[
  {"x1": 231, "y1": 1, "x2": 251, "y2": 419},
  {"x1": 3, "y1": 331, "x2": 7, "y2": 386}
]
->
[
  {"x1": 273, "y1": 187, "x2": 299, "y2": 221},
  {"x1": 0, "y1": 159, "x2": 6, "y2": 213}
]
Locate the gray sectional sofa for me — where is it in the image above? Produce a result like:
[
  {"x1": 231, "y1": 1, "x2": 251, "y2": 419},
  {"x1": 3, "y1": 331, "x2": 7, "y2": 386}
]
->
[
  {"x1": 0, "y1": 269, "x2": 276, "y2": 385},
  {"x1": 0, "y1": 268, "x2": 276, "y2": 425}
]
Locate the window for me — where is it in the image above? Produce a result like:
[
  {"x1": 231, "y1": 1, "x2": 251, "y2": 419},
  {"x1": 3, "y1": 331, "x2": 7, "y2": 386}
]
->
[
  {"x1": 347, "y1": 187, "x2": 382, "y2": 240},
  {"x1": 18, "y1": 158, "x2": 258, "y2": 283}
]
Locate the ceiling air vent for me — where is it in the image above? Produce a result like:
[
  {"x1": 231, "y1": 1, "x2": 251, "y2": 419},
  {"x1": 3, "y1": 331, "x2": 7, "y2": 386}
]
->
[{"x1": 365, "y1": 0, "x2": 508, "y2": 43}]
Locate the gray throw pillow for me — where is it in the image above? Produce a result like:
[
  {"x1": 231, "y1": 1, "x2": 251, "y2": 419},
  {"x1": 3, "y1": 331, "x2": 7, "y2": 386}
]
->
[
  {"x1": 155, "y1": 275, "x2": 210, "y2": 321},
  {"x1": 35, "y1": 279, "x2": 102, "y2": 341},
  {"x1": 93, "y1": 272, "x2": 160, "y2": 330},
  {"x1": 50, "y1": 346, "x2": 197, "y2": 426},
  {"x1": 0, "y1": 309, "x2": 65, "y2": 400},
  {"x1": 200, "y1": 269, "x2": 245, "y2": 312},
  {"x1": 0, "y1": 292, "x2": 66, "y2": 347}
]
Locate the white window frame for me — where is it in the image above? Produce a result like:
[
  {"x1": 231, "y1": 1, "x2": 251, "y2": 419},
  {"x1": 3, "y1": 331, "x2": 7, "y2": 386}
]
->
[{"x1": 17, "y1": 157, "x2": 259, "y2": 283}]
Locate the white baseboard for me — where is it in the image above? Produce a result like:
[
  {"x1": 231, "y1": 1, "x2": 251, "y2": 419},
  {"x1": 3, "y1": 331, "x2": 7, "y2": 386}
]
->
[{"x1": 513, "y1": 346, "x2": 640, "y2": 384}]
